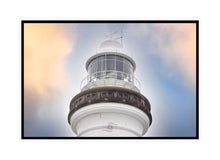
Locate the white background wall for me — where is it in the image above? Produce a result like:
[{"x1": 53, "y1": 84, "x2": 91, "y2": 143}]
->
[{"x1": 0, "y1": 0, "x2": 219, "y2": 160}]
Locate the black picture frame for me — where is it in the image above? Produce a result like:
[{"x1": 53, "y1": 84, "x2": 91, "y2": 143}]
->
[{"x1": 21, "y1": 20, "x2": 199, "y2": 139}]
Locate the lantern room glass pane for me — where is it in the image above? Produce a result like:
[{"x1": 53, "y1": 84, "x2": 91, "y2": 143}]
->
[{"x1": 88, "y1": 54, "x2": 134, "y2": 83}]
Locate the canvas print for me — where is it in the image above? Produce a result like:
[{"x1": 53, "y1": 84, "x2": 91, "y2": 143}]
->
[{"x1": 22, "y1": 21, "x2": 198, "y2": 138}]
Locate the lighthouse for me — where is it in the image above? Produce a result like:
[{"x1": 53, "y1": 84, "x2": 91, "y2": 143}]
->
[{"x1": 68, "y1": 34, "x2": 152, "y2": 137}]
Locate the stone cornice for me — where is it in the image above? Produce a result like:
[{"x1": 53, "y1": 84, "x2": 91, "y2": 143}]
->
[{"x1": 68, "y1": 87, "x2": 152, "y2": 125}]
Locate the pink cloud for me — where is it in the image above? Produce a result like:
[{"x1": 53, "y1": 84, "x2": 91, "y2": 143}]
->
[
  {"x1": 153, "y1": 23, "x2": 196, "y2": 89},
  {"x1": 24, "y1": 23, "x2": 74, "y2": 95},
  {"x1": 128, "y1": 23, "x2": 196, "y2": 90}
]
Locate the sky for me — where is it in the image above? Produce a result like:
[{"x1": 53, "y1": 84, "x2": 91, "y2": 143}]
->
[{"x1": 23, "y1": 22, "x2": 196, "y2": 137}]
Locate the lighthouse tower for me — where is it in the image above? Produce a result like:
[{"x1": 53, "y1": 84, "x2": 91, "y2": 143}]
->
[{"x1": 68, "y1": 35, "x2": 152, "y2": 137}]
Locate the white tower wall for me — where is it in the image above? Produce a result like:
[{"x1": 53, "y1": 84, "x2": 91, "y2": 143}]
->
[{"x1": 70, "y1": 103, "x2": 150, "y2": 137}]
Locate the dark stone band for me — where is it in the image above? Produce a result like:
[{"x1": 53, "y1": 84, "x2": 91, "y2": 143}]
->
[{"x1": 68, "y1": 87, "x2": 152, "y2": 125}]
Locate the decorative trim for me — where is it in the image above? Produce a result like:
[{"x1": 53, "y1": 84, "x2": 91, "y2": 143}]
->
[{"x1": 68, "y1": 87, "x2": 152, "y2": 125}]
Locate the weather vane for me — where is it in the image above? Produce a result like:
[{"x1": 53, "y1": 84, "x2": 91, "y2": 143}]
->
[{"x1": 105, "y1": 30, "x2": 123, "y2": 46}]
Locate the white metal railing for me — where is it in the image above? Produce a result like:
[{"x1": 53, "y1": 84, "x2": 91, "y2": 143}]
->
[{"x1": 80, "y1": 71, "x2": 141, "y2": 91}]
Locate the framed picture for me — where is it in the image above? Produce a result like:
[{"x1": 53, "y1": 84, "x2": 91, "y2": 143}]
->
[{"x1": 22, "y1": 20, "x2": 198, "y2": 139}]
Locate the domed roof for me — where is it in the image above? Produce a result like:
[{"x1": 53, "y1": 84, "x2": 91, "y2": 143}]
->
[{"x1": 100, "y1": 40, "x2": 122, "y2": 49}]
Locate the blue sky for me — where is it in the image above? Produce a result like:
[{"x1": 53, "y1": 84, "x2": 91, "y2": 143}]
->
[{"x1": 24, "y1": 23, "x2": 196, "y2": 137}]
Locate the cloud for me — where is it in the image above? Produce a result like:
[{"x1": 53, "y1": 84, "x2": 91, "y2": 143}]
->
[
  {"x1": 24, "y1": 23, "x2": 74, "y2": 95},
  {"x1": 153, "y1": 23, "x2": 196, "y2": 89},
  {"x1": 23, "y1": 23, "x2": 75, "y2": 136},
  {"x1": 24, "y1": 88, "x2": 73, "y2": 137},
  {"x1": 127, "y1": 23, "x2": 196, "y2": 90}
]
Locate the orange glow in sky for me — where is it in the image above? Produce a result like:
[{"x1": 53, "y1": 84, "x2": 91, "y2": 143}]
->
[{"x1": 24, "y1": 24, "x2": 73, "y2": 95}]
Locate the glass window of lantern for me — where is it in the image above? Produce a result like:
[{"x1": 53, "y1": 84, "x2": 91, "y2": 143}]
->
[
  {"x1": 100, "y1": 55, "x2": 105, "y2": 78},
  {"x1": 107, "y1": 59, "x2": 115, "y2": 71},
  {"x1": 116, "y1": 55, "x2": 123, "y2": 62},
  {"x1": 97, "y1": 59, "x2": 101, "y2": 72},
  {"x1": 88, "y1": 54, "x2": 135, "y2": 82},
  {"x1": 116, "y1": 59, "x2": 123, "y2": 72},
  {"x1": 123, "y1": 61, "x2": 129, "y2": 74},
  {"x1": 106, "y1": 55, "x2": 115, "y2": 60},
  {"x1": 100, "y1": 55, "x2": 105, "y2": 71}
]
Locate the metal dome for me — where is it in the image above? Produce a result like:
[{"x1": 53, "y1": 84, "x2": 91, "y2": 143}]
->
[{"x1": 100, "y1": 40, "x2": 123, "y2": 49}]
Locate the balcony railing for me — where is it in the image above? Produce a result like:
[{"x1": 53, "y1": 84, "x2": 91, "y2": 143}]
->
[{"x1": 80, "y1": 71, "x2": 141, "y2": 91}]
